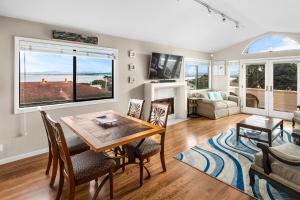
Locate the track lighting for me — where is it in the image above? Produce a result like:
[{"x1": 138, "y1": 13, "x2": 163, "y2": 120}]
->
[{"x1": 194, "y1": 0, "x2": 242, "y2": 29}]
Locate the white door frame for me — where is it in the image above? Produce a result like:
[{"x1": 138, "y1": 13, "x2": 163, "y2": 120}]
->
[
  {"x1": 240, "y1": 57, "x2": 300, "y2": 120},
  {"x1": 241, "y1": 60, "x2": 268, "y2": 116}
]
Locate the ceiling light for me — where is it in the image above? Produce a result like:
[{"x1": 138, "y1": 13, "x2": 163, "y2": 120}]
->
[
  {"x1": 207, "y1": 7, "x2": 212, "y2": 16},
  {"x1": 193, "y1": 0, "x2": 242, "y2": 29},
  {"x1": 222, "y1": 15, "x2": 226, "y2": 22}
]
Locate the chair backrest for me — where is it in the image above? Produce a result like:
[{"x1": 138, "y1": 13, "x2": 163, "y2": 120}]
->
[
  {"x1": 40, "y1": 110, "x2": 57, "y2": 153},
  {"x1": 148, "y1": 102, "x2": 170, "y2": 128},
  {"x1": 127, "y1": 99, "x2": 145, "y2": 119},
  {"x1": 45, "y1": 114, "x2": 75, "y2": 179}
]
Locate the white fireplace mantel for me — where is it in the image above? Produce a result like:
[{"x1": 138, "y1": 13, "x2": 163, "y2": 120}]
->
[{"x1": 144, "y1": 82, "x2": 187, "y2": 121}]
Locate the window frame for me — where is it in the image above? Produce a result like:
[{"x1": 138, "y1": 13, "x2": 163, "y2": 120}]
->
[
  {"x1": 14, "y1": 37, "x2": 118, "y2": 114},
  {"x1": 183, "y1": 58, "x2": 212, "y2": 91},
  {"x1": 227, "y1": 60, "x2": 240, "y2": 96},
  {"x1": 242, "y1": 35, "x2": 300, "y2": 55}
]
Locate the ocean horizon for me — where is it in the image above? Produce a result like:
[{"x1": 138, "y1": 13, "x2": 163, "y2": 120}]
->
[{"x1": 20, "y1": 73, "x2": 112, "y2": 83}]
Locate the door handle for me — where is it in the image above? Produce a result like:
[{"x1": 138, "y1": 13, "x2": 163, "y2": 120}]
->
[
  {"x1": 270, "y1": 86, "x2": 273, "y2": 92},
  {"x1": 266, "y1": 86, "x2": 268, "y2": 91}
]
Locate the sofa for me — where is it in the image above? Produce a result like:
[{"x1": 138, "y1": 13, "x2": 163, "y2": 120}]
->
[{"x1": 192, "y1": 91, "x2": 240, "y2": 119}]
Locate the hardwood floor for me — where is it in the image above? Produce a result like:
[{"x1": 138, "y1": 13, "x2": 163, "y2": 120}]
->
[{"x1": 0, "y1": 114, "x2": 290, "y2": 200}]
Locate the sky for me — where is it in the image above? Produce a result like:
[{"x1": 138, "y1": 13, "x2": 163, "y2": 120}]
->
[
  {"x1": 185, "y1": 63, "x2": 209, "y2": 77},
  {"x1": 20, "y1": 51, "x2": 113, "y2": 74},
  {"x1": 245, "y1": 35, "x2": 300, "y2": 54}
]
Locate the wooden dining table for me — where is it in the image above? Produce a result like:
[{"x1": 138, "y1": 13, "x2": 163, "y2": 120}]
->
[{"x1": 61, "y1": 110, "x2": 165, "y2": 153}]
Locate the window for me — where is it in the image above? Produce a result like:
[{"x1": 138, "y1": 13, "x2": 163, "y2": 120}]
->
[
  {"x1": 16, "y1": 37, "x2": 117, "y2": 113},
  {"x1": 184, "y1": 60, "x2": 210, "y2": 90},
  {"x1": 244, "y1": 35, "x2": 300, "y2": 54}
]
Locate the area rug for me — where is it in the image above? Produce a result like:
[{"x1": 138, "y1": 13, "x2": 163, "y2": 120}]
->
[{"x1": 176, "y1": 128, "x2": 296, "y2": 200}]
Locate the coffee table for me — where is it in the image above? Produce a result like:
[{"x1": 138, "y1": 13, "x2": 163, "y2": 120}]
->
[{"x1": 236, "y1": 115, "x2": 283, "y2": 147}]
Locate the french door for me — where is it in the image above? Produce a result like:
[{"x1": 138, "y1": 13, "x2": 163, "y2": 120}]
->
[{"x1": 241, "y1": 59, "x2": 300, "y2": 120}]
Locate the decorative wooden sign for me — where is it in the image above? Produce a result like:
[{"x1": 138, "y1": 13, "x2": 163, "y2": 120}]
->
[{"x1": 52, "y1": 30, "x2": 98, "y2": 45}]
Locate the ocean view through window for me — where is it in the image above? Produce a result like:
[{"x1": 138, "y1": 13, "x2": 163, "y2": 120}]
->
[
  {"x1": 16, "y1": 37, "x2": 117, "y2": 112},
  {"x1": 185, "y1": 60, "x2": 210, "y2": 90}
]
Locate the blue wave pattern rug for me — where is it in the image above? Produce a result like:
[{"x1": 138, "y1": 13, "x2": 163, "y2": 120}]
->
[{"x1": 176, "y1": 128, "x2": 296, "y2": 200}]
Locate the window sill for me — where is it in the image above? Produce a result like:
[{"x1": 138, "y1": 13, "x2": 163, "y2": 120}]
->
[{"x1": 14, "y1": 98, "x2": 118, "y2": 114}]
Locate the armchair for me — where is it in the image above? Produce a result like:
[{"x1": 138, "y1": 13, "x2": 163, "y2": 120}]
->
[
  {"x1": 249, "y1": 133, "x2": 300, "y2": 198},
  {"x1": 292, "y1": 105, "x2": 300, "y2": 127}
]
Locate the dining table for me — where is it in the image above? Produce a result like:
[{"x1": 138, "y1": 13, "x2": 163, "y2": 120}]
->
[{"x1": 61, "y1": 110, "x2": 165, "y2": 153}]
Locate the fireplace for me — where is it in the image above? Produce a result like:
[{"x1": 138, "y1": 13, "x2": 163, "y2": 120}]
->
[{"x1": 153, "y1": 98, "x2": 174, "y2": 115}]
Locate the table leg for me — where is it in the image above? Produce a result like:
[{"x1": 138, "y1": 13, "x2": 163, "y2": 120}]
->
[
  {"x1": 268, "y1": 130, "x2": 272, "y2": 147},
  {"x1": 280, "y1": 121, "x2": 284, "y2": 138},
  {"x1": 236, "y1": 124, "x2": 240, "y2": 145}
]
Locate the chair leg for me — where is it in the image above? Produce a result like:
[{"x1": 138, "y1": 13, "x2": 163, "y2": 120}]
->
[
  {"x1": 55, "y1": 163, "x2": 64, "y2": 200},
  {"x1": 67, "y1": 181, "x2": 75, "y2": 200},
  {"x1": 139, "y1": 160, "x2": 144, "y2": 187},
  {"x1": 160, "y1": 150, "x2": 166, "y2": 172},
  {"x1": 109, "y1": 172, "x2": 113, "y2": 200},
  {"x1": 292, "y1": 118, "x2": 295, "y2": 128},
  {"x1": 46, "y1": 150, "x2": 52, "y2": 175},
  {"x1": 50, "y1": 154, "x2": 58, "y2": 187}
]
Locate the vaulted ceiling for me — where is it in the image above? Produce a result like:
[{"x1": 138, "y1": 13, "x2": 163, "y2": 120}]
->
[{"x1": 0, "y1": 0, "x2": 299, "y2": 52}]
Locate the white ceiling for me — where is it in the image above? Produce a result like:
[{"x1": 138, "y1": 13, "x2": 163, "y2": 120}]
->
[{"x1": 0, "y1": 0, "x2": 299, "y2": 52}]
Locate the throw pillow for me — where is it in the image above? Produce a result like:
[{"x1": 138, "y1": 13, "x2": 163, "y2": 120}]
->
[
  {"x1": 208, "y1": 92, "x2": 216, "y2": 101},
  {"x1": 214, "y1": 92, "x2": 223, "y2": 101}
]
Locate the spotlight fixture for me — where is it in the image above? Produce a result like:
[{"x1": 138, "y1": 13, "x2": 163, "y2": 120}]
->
[
  {"x1": 207, "y1": 7, "x2": 212, "y2": 16},
  {"x1": 194, "y1": 0, "x2": 242, "y2": 29},
  {"x1": 222, "y1": 15, "x2": 226, "y2": 22}
]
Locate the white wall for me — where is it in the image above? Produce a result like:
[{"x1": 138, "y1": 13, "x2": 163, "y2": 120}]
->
[
  {"x1": 0, "y1": 16, "x2": 209, "y2": 162},
  {"x1": 212, "y1": 32, "x2": 300, "y2": 92}
]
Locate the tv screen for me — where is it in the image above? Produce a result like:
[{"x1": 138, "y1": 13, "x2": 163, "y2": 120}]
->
[{"x1": 148, "y1": 53, "x2": 183, "y2": 79}]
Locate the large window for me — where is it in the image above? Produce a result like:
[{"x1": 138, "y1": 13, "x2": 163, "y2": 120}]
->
[
  {"x1": 184, "y1": 60, "x2": 210, "y2": 90},
  {"x1": 16, "y1": 37, "x2": 117, "y2": 112},
  {"x1": 228, "y1": 62, "x2": 240, "y2": 96},
  {"x1": 244, "y1": 35, "x2": 300, "y2": 54}
]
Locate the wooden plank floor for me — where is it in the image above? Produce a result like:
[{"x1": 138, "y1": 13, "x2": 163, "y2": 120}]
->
[{"x1": 0, "y1": 114, "x2": 291, "y2": 200}]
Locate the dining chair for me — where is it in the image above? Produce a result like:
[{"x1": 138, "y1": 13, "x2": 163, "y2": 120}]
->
[
  {"x1": 45, "y1": 113, "x2": 116, "y2": 200},
  {"x1": 40, "y1": 110, "x2": 90, "y2": 187},
  {"x1": 127, "y1": 99, "x2": 145, "y2": 119},
  {"x1": 123, "y1": 102, "x2": 169, "y2": 186}
]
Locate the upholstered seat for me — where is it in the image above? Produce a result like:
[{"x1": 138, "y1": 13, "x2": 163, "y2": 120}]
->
[
  {"x1": 254, "y1": 143, "x2": 300, "y2": 185},
  {"x1": 124, "y1": 138, "x2": 161, "y2": 158},
  {"x1": 223, "y1": 100, "x2": 238, "y2": 108},
  {"x1": 71, "y1": 150, "x2": 116, "y2": 184},
  {"x1": 250, "y1": 135, "x2": 300, "y2": 198},
  {"x1": 214, "y1": 101, "x2": 228, "y2": 109},
  {"x1": 67, "y1": 135, "x2": 90, "y2": 155}
]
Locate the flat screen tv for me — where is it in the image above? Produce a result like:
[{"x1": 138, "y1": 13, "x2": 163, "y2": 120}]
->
[{"x1": 148, "y1": 52, "x2": 183, "y2": 79}]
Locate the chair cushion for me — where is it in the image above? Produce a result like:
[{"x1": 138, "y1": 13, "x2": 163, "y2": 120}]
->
[
  {"x1": 294, "y1": 111, "x2": 300, "y2": 119},
  {"x1": 223, "y1": 100, "x2": 238, "y2": 108},
  {"x1": 124, "y1": 138, "x2": 161, "y2": 158},
  {"x1": 214, "y1": 101, "x2": 228, "y2": 110},
  {"x1": 271, "y1": 161, "x2": 300, "y2": 186},
  {"x1": 71, "y1": 150, "x2": 115, "y2": 183},
  {"x1": 66, "y1": 135, "x2": 90, "y2": 155},
  {"x1": 270, "y1": 143, "x2": 300, "y2": 162}
]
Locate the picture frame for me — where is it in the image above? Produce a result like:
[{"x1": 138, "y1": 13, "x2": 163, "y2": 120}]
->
[{"x1": 213, "y1": 60, "x2": 226, "y2": 76}]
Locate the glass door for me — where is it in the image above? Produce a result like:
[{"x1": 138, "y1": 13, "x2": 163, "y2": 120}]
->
[
  {"x1": 242, "y1": 62, "x2": 268, "y2": 116},
  {"x1": 269, "y1": 62, "x2": 299, "y2": 119}
]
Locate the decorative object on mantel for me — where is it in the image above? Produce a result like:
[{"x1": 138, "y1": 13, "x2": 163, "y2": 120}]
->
[
  {"x1": 52, "y1": 30, "x2": 98, "y2": 45},
  {"x1": 128, "y1": 64, "x2": 135, "y2": 71},
  {"x1": 213, "y1": 60, "x2": 226, "y2": 76},
  {"x1": 128, "y1": 50, "x2": 135, "y2": 58}
]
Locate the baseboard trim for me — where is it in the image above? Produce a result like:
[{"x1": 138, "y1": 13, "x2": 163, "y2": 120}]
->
[{"x1": 0, "y1": 148, "x2": 48, "y2": 165}]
